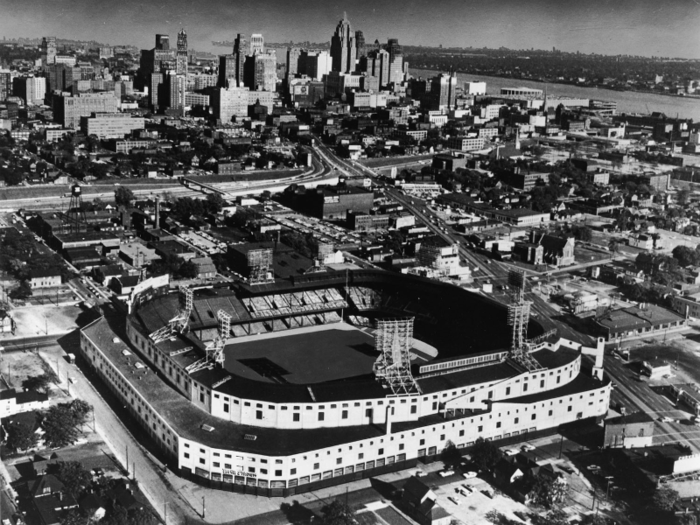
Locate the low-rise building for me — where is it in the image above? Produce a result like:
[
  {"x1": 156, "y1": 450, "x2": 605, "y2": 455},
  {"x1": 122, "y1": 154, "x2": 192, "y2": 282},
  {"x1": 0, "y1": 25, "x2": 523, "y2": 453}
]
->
[
  {"x1": 0, "y1": 388, "x2": 50, "y2": 418},
  {"x1": 28, "y1": 268, "x2": 62, "y2": 289},
  {"x1": 603, "y1": 412, "x2": 655, "y2": 448},
  {"x1": 596, "y1": 304, "x2": 686, "y2": 341}
]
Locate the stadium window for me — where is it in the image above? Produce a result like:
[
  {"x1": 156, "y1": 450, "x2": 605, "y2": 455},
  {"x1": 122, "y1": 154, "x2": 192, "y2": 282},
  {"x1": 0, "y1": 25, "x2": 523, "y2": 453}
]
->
[
  {"x1": 331, "y1": 404, "x2": 336, "y2": 408},
  {"x1": 515, "y1": 417, "x2": 519, "y2": 424},
  {"x1": 399, "y1": 444, "x2": 404, "y2": 451},
  {"x1": 244, "y1": 402, "x2": 250, "y2": 406},
  {"x1": 365, "y1": 409, "x2": 373, "y2": 418},
  {"x1": 224, "y1": 463, "x2": 231, "y2": 469},
  {"x1": 432, "y1": 402, "x2": 438, "y2": 410},
  {"x1": 213, "y1": 462, "x2": 220, "y2": 468},
  {"x1": 488, "y1": 391, "x2": 493, "y2": 399},
  {"x1": 411, "y1": 405, "x2": 417, "y2": 414},
  {"x1": 478, "y1": 426, "x2": 483, "y2": 432},
  {"x1": 224, "y1": 404, "x2": 229, "y2": 413},
  {"x1": 496, "y1": 422, "x2": 501, "y2": 429},
  {"x1": 548, "y1": 410, "x2": 553, "y2": 416},
  {"x1": 275, "y1": 470, "x2": 282, "y2": 476},
  {"x1": 199, "y1": 393, "x2": 204, "y2": 403},
  {"x1": 184, "y1": 453, "x2": 189, "y2": 459},
  {"x1": 354, "y1": 402, "x2": 360, "y2": 407},
  {"x1": 248, "y1": 467, "x2": 255, "y2": 473},
  {"x1": 184, "y1": 444, "x2": 189, "y2": 448},
  {"x1": 291, "y1": 468, "x2": 296, "y2": 475},
  {"x1": 568, "y1": 406, "x2": 572, "y2": 412},
  {"x1": 378, "y1": 448, "x2": 384, "y2": 455},
  {"x1": 532, "y1": 414, "x2": 536, "y2": 420},
  {"x1": 523, "y1": 384, "x2": 528, "y2": 392},
  {"x1": 506, "y1": 387, "x2": 510, "y2": 395},
  {"x1": 341, "y1": 410, "x2": 348, "y2": 419},
  {"x1": 293, "y1": 413, "x2": 300, "y2": 422},
  {"x1": 440, "y1": 434, "x2": 445, "y2": 441},
  {"x1": 313, "y1": 463, "x2": 319, "y2": 470},
  {"x1": 199, "y1": 458, "x2": 205, "y2": 465},
  {"x1": 359, "y1": 453, "x2": 364, "y2": 460},
  {"x1": 275, "y1": 459, "x2": 282, "y2": 464},
  {"x1": 540, "y1": 380, "x2": 544, "y2": 388},
  {"x1": 256, "y1": 410, "x2": 263, "y2": 420},
  {"x1": 319, "y1": 412, "x2": 325, "y2": 421},
  {"x1": 281, "y1": 406, "x2": 288, "y2": 410},
  {"x1": 469, "y1": 397, "x2": 474, "y2": 403},
  {"x1": 337, "y1": 458, "x2": 342, "y2": 465},
  {"x1": 260, "y1": 469, "x2": 267, "y2": 475},
  {"x1": 306, "y1": 406, "x2": 312, "y2": 410}
]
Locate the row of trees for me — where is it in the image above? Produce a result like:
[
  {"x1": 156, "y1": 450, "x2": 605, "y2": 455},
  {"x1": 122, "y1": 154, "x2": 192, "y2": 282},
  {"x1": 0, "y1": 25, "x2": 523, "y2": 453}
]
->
[{"x1": 4, "y1": 400, "x2": 93, "y2": 451}]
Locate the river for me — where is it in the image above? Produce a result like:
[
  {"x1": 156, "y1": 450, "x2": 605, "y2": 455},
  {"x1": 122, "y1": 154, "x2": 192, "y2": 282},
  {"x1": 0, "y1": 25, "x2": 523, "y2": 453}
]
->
[{"x1": 409, "y1": 68, "x2": 700, "y2": 121}]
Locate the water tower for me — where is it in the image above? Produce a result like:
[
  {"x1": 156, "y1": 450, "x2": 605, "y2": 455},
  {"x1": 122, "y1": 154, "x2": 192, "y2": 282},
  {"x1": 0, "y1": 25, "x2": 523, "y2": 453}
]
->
[{"x1": 66, "y1": 184, "x2": 86, "y2": 233}]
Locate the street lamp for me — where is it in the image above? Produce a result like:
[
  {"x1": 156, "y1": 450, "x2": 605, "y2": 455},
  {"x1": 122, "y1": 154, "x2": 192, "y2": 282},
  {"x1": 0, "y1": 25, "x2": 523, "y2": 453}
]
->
[{"x1": 605, "y1": 476, "x2": 614, "y2": 498}]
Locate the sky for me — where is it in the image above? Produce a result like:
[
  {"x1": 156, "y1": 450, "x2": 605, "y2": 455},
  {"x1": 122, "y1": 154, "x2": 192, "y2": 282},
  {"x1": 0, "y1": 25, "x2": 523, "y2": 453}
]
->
[{"x1": 1, "y1": 0, "x2": 699, "y2": 59}]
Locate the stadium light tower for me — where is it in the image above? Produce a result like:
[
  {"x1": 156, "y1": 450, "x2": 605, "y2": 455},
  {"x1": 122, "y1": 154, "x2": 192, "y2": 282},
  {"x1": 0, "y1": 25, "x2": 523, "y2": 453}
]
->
[
  {"x1": 149, "y1": 286, "x2": 193, "y2": 344},
  {"x1": 506, "y1": 270, "x2": 553, "y2": 372},
  {"x1": 373, "y1": 317, "x2": 421, "y2": 395},
  {"x1": 187, "y1": 309, "x2": 231, "y2": 374}
]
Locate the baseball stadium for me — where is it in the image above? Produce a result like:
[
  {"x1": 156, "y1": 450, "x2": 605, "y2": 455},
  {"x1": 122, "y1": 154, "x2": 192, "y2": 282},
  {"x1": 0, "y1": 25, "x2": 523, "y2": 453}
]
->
[{"x1": 79, "y1": 267, "x2": 611, "y2": 497}]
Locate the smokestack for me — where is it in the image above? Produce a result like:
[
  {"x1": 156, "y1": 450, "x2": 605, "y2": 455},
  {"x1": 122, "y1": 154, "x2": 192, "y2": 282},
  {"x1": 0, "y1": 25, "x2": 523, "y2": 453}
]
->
[{"x1": 155, "y1": 198, "x2": 160, "y2": 230}]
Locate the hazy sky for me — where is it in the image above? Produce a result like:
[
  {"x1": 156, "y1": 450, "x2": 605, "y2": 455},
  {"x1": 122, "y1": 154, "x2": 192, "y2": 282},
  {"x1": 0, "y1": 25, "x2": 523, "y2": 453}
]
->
[{"x1": 1, "y1": 0, "x2": 699, "y2": 58}]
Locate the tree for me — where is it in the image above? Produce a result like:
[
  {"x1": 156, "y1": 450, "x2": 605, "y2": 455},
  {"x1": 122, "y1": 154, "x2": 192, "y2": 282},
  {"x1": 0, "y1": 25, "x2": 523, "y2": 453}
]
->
[
  {"x1": 651, "y1": 486, "x2": 679, "y2": 512},
  {"x1": 204, "y1": 193, "x2": 226, "y2": 214},
  {"x1": 4, "y1": 417, "x2": 39, "y2": 451},
  {"x1": 672, "y1": 245, "x2": 700, "y2": 267},
  {"x1": 531, "y1": 509, "x2": 569, "y2": 525},
  {"x1": 22, "y1": 373, "x2": 53, "y2": 392},
  {"x1": 440, "y1": 441, "x2": 462, "y2": 469},
  {"x1": 471, "y1": 437, "x2": 502, "y2": 472},
  {"x1": 678, "y1": 189, "x2": 691, "y2": 206},
  {"x1": 128, "y1": 509, "x2": 160, "y2": 525},
  {"x1": 319, "y1": 499, "x2": 357, "y2": 525},
  {"x1": 41, "y1": 400, "x2": 93, "y2": 448},
  {"x1": 114, "y1": 186, "x2": 135, "y2": 207},
  {"x1": 52, "y1": 461, "x2": 92, "y2": 497},
  {"x1": 9, "y1": 280, "x2": 32, "y2": 300},
  {"x1": 678, "y1": 514, "x2": 698, "y2": 525},
  {"x1": 178, "y1": 260, "x2": 198, "y2": 279},
  {"x1": 528, "y1": 473, "x2": 569, "y2": 508},
  {"x1": 578, "y1": 515, "x2": 607, "y2": 525},
  {"x1": 61, "y1": 510, "x2": 88, "y2": 525}
]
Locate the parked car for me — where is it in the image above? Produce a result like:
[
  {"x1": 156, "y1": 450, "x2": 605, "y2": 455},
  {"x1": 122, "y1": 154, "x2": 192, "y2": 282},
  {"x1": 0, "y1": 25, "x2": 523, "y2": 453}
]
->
[
  {"x1": 439, "y1": 469, "x2": 455, "y2": 477},
  {"x1": 462, "y1": 471, "x2": 478, "y2": 479},
  {"x1": 503, "y1": 448, "x2": 518, "y2": 456},
  {"x1": 521, "y1": 444, "x2": 536, "y2": 452}
]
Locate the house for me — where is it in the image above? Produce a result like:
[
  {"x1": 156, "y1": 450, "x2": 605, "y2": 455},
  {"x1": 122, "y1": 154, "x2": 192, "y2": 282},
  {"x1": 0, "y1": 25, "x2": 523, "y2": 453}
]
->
[
  {"x1": 0, "y1": 388, "x2": 50, "y2": 417},
  {"x1": 0, "y1": 309, "x2": 14, "y2": 333},
  {"x1": 27, "y1": 474, "x2": 79, "y2": 525},
  {"x1": 1, "y1": 410, "x2": 44, "y2": 451},
  {"x1": 628, "y1": 234, "x2": 654, "y2": 250},
  {"x1": 400, "y1": 476, "x2": 452, "y2": 525},
  {"x1": 641, "y1": 358, "x2": 672, "y2": 380},
  {"x1": 28, "y1": 268, "x2": 62, "y2": 289},
  {"x1": 79, "y1": 493, "x2": 106, "y2": 521},
  {"x1": 494, "y1": 456, "x2": 525, "y2": 485}
]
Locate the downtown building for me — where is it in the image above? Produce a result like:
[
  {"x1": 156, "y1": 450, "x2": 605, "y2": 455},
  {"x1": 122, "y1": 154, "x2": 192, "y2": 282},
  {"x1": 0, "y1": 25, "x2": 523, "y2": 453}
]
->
[
  {"x1": 53, "y1": 92, "x2": 120, "y2": 129},
  {"x1": 80, "y1": 113, "x2": 146, "y2": 139},
  {"x1": 330, "y1": 14, "x2": 356, "y2": 73}
]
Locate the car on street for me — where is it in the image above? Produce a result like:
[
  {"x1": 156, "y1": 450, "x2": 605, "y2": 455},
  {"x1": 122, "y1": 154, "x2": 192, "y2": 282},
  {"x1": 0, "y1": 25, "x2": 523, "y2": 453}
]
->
[
  {"x1": 462, "y1": 471, "x2": 478, "y2": 479},
  {"x1": 448, "y1": 496, "x2": 461, "y2": 505},
  {"x1": 503, "y1": 448, "x2": 518, "y2": 456},
  {"x1": 439, "y1": 469, "x2": 455, "y2": 477},
  {"x1": 521, "y1": 444, "x2": 536, "y2": 452}
]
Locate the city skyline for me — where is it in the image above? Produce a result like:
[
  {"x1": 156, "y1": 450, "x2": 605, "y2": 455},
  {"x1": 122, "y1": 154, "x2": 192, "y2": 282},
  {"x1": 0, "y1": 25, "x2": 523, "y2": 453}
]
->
[{"x1": 1, "y1": 0, "x2": 699, "y2": 59}]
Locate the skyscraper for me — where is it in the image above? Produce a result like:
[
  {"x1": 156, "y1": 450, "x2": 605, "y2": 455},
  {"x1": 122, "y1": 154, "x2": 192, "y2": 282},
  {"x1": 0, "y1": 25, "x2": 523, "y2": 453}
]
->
[
  {"x1": 233, "y1": 34, "x2": 248, "y2": 87},
  {"x1": 0, "y1": 71, "x2": 11, "y2": 102},
  {"x1": 176, "y1": 29, "x2": 188, "y2": 76},
  {"x1": 287, "y1": 47, "x2": 302, "y2": 79},
  {"x1": 250, "y1": 34, "x2": 264, "y2": 55},
  {"x1": 252, "y1": 52, "x2": 276, "y2": 92},
  {"x1": 429, "y1": 72, "x2": 457, "y2": 111},
  {"x1": 330, "y1": 13, "x2": 356, "y2": 73},
  {"x1": 355, "y1": 31, "x2": 366, "y2": 59},
  {"x1": 155, "y1": 34, "x2": 170, "y2": 50},
  {"x1": 41, "y1": 37, "x2": 57, "y2": 66},
  {"x1": 218, "y1": 55, "x2": 237, "y2": 88}
]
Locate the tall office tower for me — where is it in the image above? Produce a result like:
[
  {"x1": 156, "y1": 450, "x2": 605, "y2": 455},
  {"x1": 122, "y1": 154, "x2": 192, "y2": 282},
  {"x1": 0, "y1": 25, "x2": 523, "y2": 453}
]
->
[
  {"x1": 233, "y1": 34, "x2": 248, "y2": 87},
  {"x1": 429, "y1": 72, "x2": 457, "y2": 111},
  {"x1": 299, "y1": 51, "x2": 332, "y2": 81},
  {"x1": 330, "y1": 13, "x2": 356, "y2": 73},
  {"x1": 149, "y1": 72, "x2": 164, "y2": 110},
  {"x1": 249, "y1": 34, "x2": 264, "y2": 55},
  {"x1": 355, "y1": 31, "x2": 366, "y2": 58},
  {"x1": 361, "y1": 48, "x2": 389, "y2": 87},
  {"x1": 211, "y1": 86, "x2": 250, "y2": 123},
  {"x1": 22, "y1": 77, "x2": 47, "y2": 105},
  {"x1": 155, "y1": 34, "x2": 170, "y2": 50},
  {"x1": 162, "y1": 71, "x2": 186, "y2": 112},
  {"x1": 176, "y1": 29, "x2": 188, "y2": 76},
  {"x1": 253, "y1": 52, "x2": 277, "y2": 92},
  {"x1": 46, "y1": 63, "x2": 79, "y2": 93},
  {"x1": 218, "y1": 55, "x2": 237, "y2": 88},
  {"x1": 387, "y1": 38, "x2": 402, "y2": 61},
  {"x1": 0, "y1": 71, "x2": 11, "y2": 102},
  {"x1": 41, "y1": 37, "x2": 57, "y2": 66},
  {"x1": 287, "y1": 47, "x2": 302, "y2": 78}
]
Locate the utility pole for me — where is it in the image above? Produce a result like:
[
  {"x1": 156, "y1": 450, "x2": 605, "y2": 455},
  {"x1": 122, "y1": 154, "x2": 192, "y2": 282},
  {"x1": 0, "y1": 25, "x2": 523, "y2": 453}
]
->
[
  {"x1": 202, "y1": 496, "x2": 206, "y2": 519},
  {"x1": 558, "y1": 435, "x2": 564, "y2": 459},
  {"x1": 126, "y1": 445, "x2": 129, "y2": 476}
]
